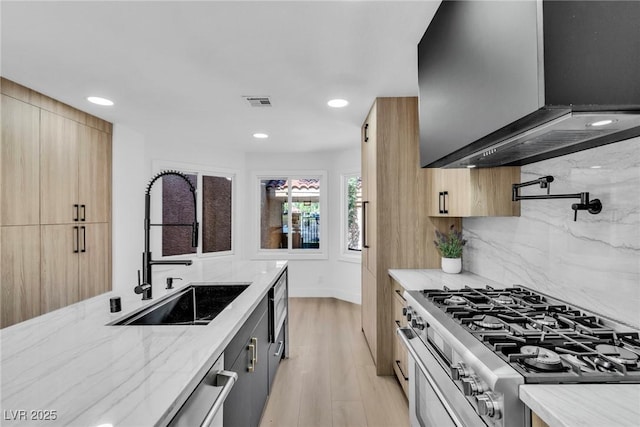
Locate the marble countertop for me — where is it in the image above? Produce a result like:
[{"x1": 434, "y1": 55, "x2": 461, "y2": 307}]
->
[
  {"x1": 520, "y1": 384, "x2": 640, "y2": 427},
  {"x1": 0, "y1": 259, "x2": 287, "y2": 427},
  {"x1": 388, "y1": 268, "x2": 504, "y2": 291},
  {"x1": 389, "y1": 268, "x2": 640, "y2": 427}
]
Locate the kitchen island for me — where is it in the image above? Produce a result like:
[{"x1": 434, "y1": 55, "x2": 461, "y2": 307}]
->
[
  {"x1": 389, "y1": 268, "x2": 640, "y2": 427},
  {"x1": 0, "y1": 259, "x2": 287, "y2": 427}
]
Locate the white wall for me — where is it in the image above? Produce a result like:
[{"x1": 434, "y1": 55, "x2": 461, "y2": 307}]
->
[
  {"x1": 111, "y1": 124, "x2": 146, "y2": 294},
  {"x1": 464, "y1": 137, "x2": 640, "y2": 328},
  {"x1": 244, "y1": 148, "x2": 362, "y2": 303},
  {"x1": 112, "y1": 129, "x2": 361, "y2": 303}
]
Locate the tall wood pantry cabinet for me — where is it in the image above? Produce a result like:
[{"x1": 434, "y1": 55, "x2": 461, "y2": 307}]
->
[
  {"x1": 1, "y1": 78, "x2": 112, "y2": 328},
  {"x1": 360, "y1": 97, "x2": 459, "y2": 376}
]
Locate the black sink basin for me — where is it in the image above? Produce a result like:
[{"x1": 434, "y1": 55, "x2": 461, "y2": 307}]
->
[{"x1": 112, "y1": 283, "x2": 250, "y2": 326}]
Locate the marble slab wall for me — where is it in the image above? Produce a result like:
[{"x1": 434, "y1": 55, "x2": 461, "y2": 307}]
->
[{"x1": 463, "y1": 137, "x2": 640, "y2": 329}]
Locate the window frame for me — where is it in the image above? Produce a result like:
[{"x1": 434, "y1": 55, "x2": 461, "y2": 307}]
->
[
  {"x1": 251, "y1": 170, "x2": 328, "y2": 260},
  {"x1": 340, "y1": 171, "x2": 362, "y2": 263},
  {"x1": 152, "y1": 160, "x2": 237, "y2": 261}
]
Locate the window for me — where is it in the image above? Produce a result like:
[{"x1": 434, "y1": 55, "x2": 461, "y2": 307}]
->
[
  {"x1": 341, "y1": 173, "x2": 362, "y2": 261},
  {"x1": 346, "y1": 175, "x2": 362, "y2": 251},
  {"x1": 255, "y1": 171, "x2": 327, "y2": 258},
  {"x1": 158, "y1": 163, "x2": 234, "y2": 258}
]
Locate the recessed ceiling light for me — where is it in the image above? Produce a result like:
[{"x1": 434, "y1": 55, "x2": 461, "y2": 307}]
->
[
  {"x1": 588, "y1": 119, "x2": 615, "y2": 127},
  {"x1": 327, "y1": 99, "x2": 349, "y2": 108},
  {"x1": 466, "y1": 165, "x2": 477, "y2": 168},
  {"x1": 253, "y1": 133, "x2": 269, "y2": 139},
  {"x1": 87, "y1": 96, "x2": 114, "y2": 106},
  {"x1": 590, "y1": 165, "x2": 602, "y2": 169}
]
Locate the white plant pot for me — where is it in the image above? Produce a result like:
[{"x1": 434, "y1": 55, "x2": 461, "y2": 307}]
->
[{"x1": 441, "y1": 257, "x2": 462, "y2": 274}]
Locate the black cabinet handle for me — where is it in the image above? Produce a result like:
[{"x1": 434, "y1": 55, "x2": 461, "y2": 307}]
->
[
  {"x1": 443, "y1": 191, "x2": 449, "y2": 214},
  {"x1": 395, "y1": 360, "x2": 409, "y2": 381},
  {"x1": 81, "y1": 226, "x2": 86, "y2": 253},
  {"x1": 73, "y1": 226, "x2": 79, "y2": 253},
  {"x1": 74, "y1": 204, "x2": 79, "y2": 221},
  {"x1": 438, "y1": 192, "x2": 449, "y2": 214},
  {"x1": 362, "y1": 201, "x2": 369, "y2": 248},
  {"x1": 364, "y1": 123, "x2": 369, "y2": 142},
  {"x1": 80, "y1": 204, "x2": 86, "y2": 221}
]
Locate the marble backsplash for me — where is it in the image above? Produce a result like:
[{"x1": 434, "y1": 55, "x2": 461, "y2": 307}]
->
[{"x1": 463, "y1": 137, "x2": 640, "y2": 329}]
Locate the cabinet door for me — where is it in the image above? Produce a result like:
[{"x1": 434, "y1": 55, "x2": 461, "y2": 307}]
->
[
  {"x1": 41, "y1": 225, "x2": 79, "y2": 313},
  {"x1": 426, "y1": 169, "x2": 470, "y2": 216},
  {"x1": 251, "y1": 310, "x2": 270, "y2": 427},
  {"x1": 268, "y1": 327, "x2": 285, "y2": 391},
  {"x1": 78, "y1": 125, "x2": 111, "y2": 223},
  {"x1": 1, "y1": 226, "x2": 41, "y2": 327},
  {"x1": 79, "y1": 223, "x2": 111, "y2": 300},
  {"x1": 361, "y1": 104, "x2": 377, "y2": 276},
  {"x1": 41, "y1": 111, "x2": 79, "y2": 224},
  {"x1": 361, "y1": 267, "x2": 377, "y2": 364},
  {"x1": 225, "y1": 347, "x2": 252, "y2": 427},
  {"x1": 1, "y1": 95, "x2": 40, "y2": 226},
  {"x1": 392, "y1": 288, "x2": 409, "y2": 397}
]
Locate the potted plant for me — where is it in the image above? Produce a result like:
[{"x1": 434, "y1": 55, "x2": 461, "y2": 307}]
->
[{"x1": 434, "y1": 225, "x2": 466, "y2": 274}]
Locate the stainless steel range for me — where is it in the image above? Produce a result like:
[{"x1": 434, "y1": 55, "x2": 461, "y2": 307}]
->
[{"x1": 397, "y1": 285, "x2": 640, "y2": 427}]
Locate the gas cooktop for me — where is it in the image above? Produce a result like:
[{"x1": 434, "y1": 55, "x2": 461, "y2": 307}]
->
[{"x1": 422, "y1": 286, "x2": 640, "y2": 383}]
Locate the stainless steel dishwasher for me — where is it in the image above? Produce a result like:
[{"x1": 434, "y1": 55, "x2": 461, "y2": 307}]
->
[{"x1": 168, "y1": 354, "x2": 237, "y2": 427}]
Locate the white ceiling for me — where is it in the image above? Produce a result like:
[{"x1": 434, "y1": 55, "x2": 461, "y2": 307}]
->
[{"x1": 1, "y1": 1, "x2": 440, "y2": 153}]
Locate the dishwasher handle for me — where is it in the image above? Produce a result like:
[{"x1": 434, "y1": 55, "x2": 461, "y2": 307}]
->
[{"x1": 200, "y1": 370, "x2": 238, "y2": 427}]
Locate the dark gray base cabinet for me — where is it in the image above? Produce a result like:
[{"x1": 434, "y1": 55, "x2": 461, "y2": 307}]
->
[
  {"x1": 224, "y1": 297, "x2": 269, "y2": 427},
  {"x1": 224, "y1": 268, "x2": 288, "y2": 427},
  {"x1": 268, "y1": 327, "x2": 285, "y2": 390}
]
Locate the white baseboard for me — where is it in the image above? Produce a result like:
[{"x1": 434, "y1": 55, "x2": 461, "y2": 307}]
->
[{"x1": 288, "y1": 287, "x2": 361, "y2": 305}]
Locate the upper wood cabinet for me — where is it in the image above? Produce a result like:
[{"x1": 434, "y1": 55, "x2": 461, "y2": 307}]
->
[
  {"x1": 1, "y1": 78, "x2": 112, "y2": 328},
  {"x1": 426, "y1": 167, "x2": 521, "y2": 217},
  {"x1": 40, "y1": 112, "x2": 111, "y2": 224},
  {"x1": 1, "y1": 95, "x2": 40, "y2": 226},
  {"x1": 79, "y1": 126, "x2": 112, "y2": 223},
  {"x1": 360, "y1": 97, "x2": 460, "y2": 376},
  {"x1": 40, "y1": 111, "x2": 80, "y2": 224}
]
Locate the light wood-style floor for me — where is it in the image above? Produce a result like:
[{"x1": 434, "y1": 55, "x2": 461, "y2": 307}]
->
[{"x1": 259, "y1": 298, "x2": 409, "y2": 427}]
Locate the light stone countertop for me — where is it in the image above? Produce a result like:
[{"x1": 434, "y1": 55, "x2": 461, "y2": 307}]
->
[
  {"x1": 520, "y1": 384, "x2": 640, "y2": 427},
  {"x1": 0, "y1": 259, "x2": 287, "y2": 427},
  {"x1": 388, "y1": 268, "x2": 504, "y2": 291},
  {"x1": 389, "y1": 268, "x2": 640, "y2": 427}
]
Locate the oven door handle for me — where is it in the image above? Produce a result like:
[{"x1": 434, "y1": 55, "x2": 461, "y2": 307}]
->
[{"x1": 397, "y1": 327, "x2": 466, "y2": 427}]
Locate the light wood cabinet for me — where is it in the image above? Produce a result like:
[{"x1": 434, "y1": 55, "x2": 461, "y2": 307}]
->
[
  {"x1": 79, "y1": 125, "x2": 112, "y2": 223},
  {"x1": 361, "y1": 103, "x2": 377, "y2": 276},
  {"x1": 1, "y1": 95, "x2": 40, "y2": 226},
  {"x1": 392, "y1": 280, "x2": 409, "y2": 397},
  {"x1": 362, "y1": 267, "x2": 377, "y2": 361},
  {"x1": 41, "y1": 225, "x2": 80, "y2": 312},
  {"x1": 0, "y1": 226, "x2": 41, "y2": 326},
  {"x1": 426, "y1": 167, "x2": 521, "y2": 217},
  {"x1": 79, "y1": 223, "x2": 111, "y2": 300},
  {"x1": 532, "y1": 412, "x2": 550, "y2": 427},
  {"x1": 360, "y1": 97, "x2": 460, "y2": 376},
  {"x1": 1, "y1": 78, "x2": 112, "y2": 327}
]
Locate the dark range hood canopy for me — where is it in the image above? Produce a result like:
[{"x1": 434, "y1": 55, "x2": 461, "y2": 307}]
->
[{"x1": 418, "y1": 0, "x2": 640, "y2": 169}]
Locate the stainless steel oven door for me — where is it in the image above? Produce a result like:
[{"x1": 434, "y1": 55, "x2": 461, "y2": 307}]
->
[{"x1": 398, "y1": 327, "x2": 487, "y2": 427}]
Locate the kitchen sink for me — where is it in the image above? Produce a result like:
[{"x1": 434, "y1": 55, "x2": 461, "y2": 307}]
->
[{"x1": 111, "y1": 283, "x2": 250, "y2": 326}]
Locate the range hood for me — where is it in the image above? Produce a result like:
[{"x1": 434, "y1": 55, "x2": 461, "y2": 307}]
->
[{"x1": 417, "y1": 0, "x2": 640, "y2": 168}]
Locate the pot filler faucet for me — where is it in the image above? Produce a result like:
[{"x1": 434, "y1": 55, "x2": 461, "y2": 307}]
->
[
  {"x1": 512, "y1": 175, "x2": 602, "y2": 221},
  {"x1": 135, "y1": 170, "x2": 199, "y2": 300}
]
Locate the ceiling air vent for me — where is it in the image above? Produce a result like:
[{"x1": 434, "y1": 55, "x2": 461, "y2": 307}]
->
[{"x1": 244, "y1": 96, "x2": 272, "y2": 107}]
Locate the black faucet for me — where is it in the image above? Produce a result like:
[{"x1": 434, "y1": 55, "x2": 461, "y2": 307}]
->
[
  {"x1": 512, "y1": 175, "x2": 602, "y2": 221},
  {"x1": 135, "y1": 170, "x2": 199, "y2": 300}
]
